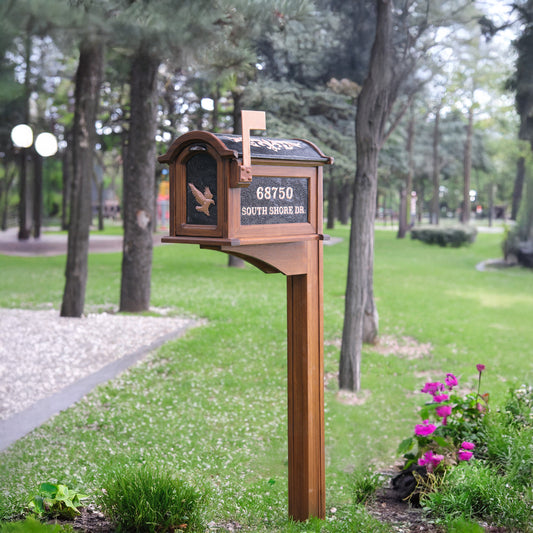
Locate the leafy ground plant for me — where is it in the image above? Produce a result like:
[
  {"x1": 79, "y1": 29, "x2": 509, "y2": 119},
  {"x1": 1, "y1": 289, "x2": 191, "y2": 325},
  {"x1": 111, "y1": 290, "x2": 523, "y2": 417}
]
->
[
  {"x1": 99, "y1": 463, "x2": 205, "y2": 532},
  {"x1": 28, "y1": 483, "x2": 88, "y2": 520}
]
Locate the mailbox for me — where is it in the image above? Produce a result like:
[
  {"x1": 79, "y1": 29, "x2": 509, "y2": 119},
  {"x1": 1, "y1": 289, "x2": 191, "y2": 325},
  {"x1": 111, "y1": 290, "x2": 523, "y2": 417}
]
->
[
  {"x1": 158, "y1": 130, "x2": 333, "y2": 247},
  {"x1": 158, "y1": 114, "x2": 333, "y2": 521}
]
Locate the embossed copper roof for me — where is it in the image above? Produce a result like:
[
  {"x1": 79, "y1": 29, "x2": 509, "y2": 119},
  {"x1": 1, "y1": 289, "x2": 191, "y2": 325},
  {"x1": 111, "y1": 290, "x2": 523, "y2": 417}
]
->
[{"x1": 214, "y1": 133, "x2": 332, "y2": 163}]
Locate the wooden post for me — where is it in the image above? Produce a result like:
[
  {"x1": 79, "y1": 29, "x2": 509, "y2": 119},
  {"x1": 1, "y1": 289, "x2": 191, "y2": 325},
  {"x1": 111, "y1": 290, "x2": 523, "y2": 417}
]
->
[{"x1": 287, "y1": 239, "x2": 325, "y2": 520}]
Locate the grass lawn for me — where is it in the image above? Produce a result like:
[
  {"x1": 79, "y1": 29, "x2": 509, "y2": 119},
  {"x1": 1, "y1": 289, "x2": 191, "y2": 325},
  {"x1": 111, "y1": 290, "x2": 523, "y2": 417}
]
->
[{"x1": 0, "y1": 227, "x2": 532, "y2": 530}]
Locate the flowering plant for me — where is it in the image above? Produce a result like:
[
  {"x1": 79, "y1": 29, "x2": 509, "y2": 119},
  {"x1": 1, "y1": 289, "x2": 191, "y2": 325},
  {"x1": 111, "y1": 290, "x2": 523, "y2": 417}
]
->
[{"x1": 398, "y1": 364, "x2": 489, "y2": 474}]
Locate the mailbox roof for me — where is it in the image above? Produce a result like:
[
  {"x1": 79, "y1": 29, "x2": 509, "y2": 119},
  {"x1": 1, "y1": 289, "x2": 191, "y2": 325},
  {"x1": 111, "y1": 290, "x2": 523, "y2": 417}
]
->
[{"x1": 214, "y1": 133, "x2": 332, "y2": 164}]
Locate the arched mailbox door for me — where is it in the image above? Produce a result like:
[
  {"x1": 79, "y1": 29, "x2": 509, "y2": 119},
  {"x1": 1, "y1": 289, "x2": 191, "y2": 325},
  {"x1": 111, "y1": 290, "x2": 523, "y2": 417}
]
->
[
  {"x1": 158, "y1": 131, "x2": 332, "y2": 246},
  {"x1": 159, "y1": 129, "x2": 333, "y2": 522}
]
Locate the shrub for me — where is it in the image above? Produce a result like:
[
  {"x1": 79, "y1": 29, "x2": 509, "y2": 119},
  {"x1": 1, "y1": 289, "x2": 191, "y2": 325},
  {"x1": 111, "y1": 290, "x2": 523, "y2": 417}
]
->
[
  {"x1": 411, "y1": 225, "x2": 477, "y2": 247},
  {"x1": 99, "y1": 464, "x2": 204, "y2": 533}
]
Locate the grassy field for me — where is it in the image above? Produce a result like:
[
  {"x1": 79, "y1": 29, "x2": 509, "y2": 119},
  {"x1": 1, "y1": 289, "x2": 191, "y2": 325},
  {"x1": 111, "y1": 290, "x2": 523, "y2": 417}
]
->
[{"x1": 0, "y1": 227, "x2": 532, "y2": 530}]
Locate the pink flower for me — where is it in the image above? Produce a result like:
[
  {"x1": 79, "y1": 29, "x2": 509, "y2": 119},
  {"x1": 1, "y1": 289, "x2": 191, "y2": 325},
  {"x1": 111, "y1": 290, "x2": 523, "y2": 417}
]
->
[
  {"x1": 421, "y1": 381, "x2": 444, "y2": 395},
  {"x1": 415, "y1": 420, "x2": 437, "y2": 436},
  {"x1": 433, "y1": 393, "x2": 449, "y2": 403},
  {"x1": 476, "y1": 364, "x2": 485, "y2": 373},
  {"x1": 435, "y1": 405, "x2": 452, "y2": 418},
  {"x1": 445, "y1": 373, "x2": 458, "y2": 389},
  {"x1": 458, "y1": 449, "x2": 473, "y2": 461},
  {"x1": 461, "y1": 441, "x2": 475, "y2": 450},
  {"x1": 418, "y1": 450, "x2": 444, "y2": 472}
]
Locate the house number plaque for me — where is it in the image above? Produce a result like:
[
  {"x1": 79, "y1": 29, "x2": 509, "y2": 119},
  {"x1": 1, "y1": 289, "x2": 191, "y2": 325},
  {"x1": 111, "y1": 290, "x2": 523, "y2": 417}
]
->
[{"x1": 240, "y1": 176, "x2": 308, "y2": 225}]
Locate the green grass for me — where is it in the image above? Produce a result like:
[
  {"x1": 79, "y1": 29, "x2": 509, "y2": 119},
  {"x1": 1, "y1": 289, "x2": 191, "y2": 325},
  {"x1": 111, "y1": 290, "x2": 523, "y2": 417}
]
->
[
  {"x1": 0, "y1": 516, "x2": 72, "y2": 532},
  {"x1": 99, "y1": 463, "x2": 204, "y2": 532},
  {"x1": 0, "y1": 227, "x2": 532, "y2": 531}
]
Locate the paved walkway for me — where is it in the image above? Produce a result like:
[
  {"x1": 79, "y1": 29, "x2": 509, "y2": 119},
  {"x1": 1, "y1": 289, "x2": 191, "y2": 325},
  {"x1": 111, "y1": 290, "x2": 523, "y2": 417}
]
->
[
  {"x1": 0, "y1": 228, "x2": 196, "y2": 452},
  {"x1": 0, "y1": 312, "x2": 198, "y2": 451},
  {"x1": 0, "y1": 227, "x2": 165, "y2": 257}
]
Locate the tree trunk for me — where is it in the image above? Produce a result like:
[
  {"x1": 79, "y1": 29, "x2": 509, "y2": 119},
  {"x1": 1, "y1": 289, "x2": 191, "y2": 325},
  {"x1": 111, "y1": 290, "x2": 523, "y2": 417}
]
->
[
  {"x1": 32, "y1": 152, "x2": 42, "y2": 238},
  {"x1": 212, "y1": 84, "x2": 220, "y2": 132},
  {"x1": 430, "y1": 105, "x2": 441, "y2": 225},
  {"x1": 326, "y1": 172, "x2": 336, "y2": 230},
  {"x1": 488, "y1": 182, "x2": 494, "y2": 227},
  {"x1": 17, "y1": 32, "x2": 32, "y2": 241},
  {"x1": 120, "y1": 47, "x2": 159, "y2": 312},
  {"x1": 61, "y1": 38, "x2": 104, "y2": 317},
  {"x1": 338, "y1": 179, "x2": 351, "y2": 225},
  {"x1": 461, "y1": 104, "x2": 474, "y2": 224},
  {"x1": 398, "y1": 108, "x2": 415, "y2": 238},
  {"x1": 228, "y1": 89, "x2": 245, "y2": 268},
  {"x1": 363, "y1": 255, "x2": 379, "y2": 344},
  {"x1": 61, "y1": 136, "x2": 72, "y2": 231},
  {"x1": 339, "y1": 0, "x2": 392, "y2": 392},
  {"x1": 1, "y1": 162, "x2": 16, "y2": 231},
  {"x1": 397, "y1": 184, "x2": 407, "y2": 238},
  {"x1": 511, "y1": 156, "x2": 525, "y2": 221}
]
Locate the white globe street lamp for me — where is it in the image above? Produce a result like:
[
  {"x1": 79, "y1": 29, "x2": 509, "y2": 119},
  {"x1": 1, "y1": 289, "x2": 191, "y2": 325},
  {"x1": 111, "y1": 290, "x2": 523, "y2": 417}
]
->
[
  {"x1": 33, "y1": 132, "x2": 59, "y2": 238},
  {"x1": 35, "y1": 132, "x2": 59, "y2": 158},
  {"x1": 11, "y1": 124, "x2": 33, "y2": 149},
  {"x1": 11, "y1": 124, "x2": 58, "y2": 239}
]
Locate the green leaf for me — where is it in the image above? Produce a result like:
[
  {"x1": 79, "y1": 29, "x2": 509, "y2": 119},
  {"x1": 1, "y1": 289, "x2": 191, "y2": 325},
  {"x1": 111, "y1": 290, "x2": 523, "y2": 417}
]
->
[
  {"x1": 55, "y1": 485, "x2": 68, "y2": 499},
  {"x1": 28, "y1": 496, "x2": 45, "y2": 515},
  {"x1": 419, "y1": 405, "x2": 433, "y2": 420},
  {"x1": 433, "y1": 436, "x2": 449, "y2": 448},
  {"x1": 397, "y1": 437, "x2": 415, "y2": 455},
  {"x1": 39, "y1": 482, "x2": 58, "y2": 496}
]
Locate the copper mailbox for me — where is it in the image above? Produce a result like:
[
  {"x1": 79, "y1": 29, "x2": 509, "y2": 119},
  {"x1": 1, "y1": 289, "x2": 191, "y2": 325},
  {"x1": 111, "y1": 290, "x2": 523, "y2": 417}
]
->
[{"x1": 158, "y1": 130, "x2": 332, "y2": 247}]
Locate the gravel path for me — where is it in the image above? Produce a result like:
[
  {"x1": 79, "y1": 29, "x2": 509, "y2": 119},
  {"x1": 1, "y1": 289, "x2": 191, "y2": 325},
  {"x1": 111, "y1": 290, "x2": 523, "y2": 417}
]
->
[{"x1": 0, "y1": 308, "x2": 199, "y2": 449}]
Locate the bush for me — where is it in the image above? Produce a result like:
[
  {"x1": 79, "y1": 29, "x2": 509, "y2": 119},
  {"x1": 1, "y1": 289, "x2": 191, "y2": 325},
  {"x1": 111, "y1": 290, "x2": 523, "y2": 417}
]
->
[
  {"x1": 99, "y1": 464, "x2": 204, "y2": 533},
  {"x1": 411, "y1": 225, "x2": 477, "y2": 247}
]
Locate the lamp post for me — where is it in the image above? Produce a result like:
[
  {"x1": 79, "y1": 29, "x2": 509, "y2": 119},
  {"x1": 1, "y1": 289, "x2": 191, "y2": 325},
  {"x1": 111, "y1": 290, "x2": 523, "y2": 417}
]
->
[
  {"x1": 10, "y1": 125, "x2": 58, "y2": 240},
  {"x1": 11, "y1": 124, "x2": 33, "y2": 240},
  {"x1": 33, "y1": 132, "x2": 58, "y2": 238}
]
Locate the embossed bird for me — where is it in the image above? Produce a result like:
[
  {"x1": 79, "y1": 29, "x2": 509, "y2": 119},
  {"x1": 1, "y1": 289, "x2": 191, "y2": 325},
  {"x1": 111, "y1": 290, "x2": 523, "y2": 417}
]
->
[{"x1": 188, "y1": 183, "x2": 215, "y2": 216}]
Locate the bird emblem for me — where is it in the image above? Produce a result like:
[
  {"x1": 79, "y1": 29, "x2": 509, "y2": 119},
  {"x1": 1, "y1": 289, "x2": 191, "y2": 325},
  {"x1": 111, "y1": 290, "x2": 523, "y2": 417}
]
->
[{"x1": 188, "y1": 182, "x2": 215, "y2": 216}]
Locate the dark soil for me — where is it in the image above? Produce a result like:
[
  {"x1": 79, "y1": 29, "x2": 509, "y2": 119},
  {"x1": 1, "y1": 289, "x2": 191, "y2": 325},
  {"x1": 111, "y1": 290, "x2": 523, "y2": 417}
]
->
[
  {"x1": 41, "y1": 476, "x2": 508, "y2": 533},
  {"x1": 367, "y1": 487, "x2": 444, "y2": 533},
  {"x1": 51, "y1": 496, "x2": 441, "y2": 533}
]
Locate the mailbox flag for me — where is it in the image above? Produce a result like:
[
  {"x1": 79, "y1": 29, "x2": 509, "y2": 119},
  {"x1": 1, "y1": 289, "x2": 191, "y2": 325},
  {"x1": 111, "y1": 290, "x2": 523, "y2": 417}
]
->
[{"x1": 241, "y1": 110, "x2": 266, "y2": 168}]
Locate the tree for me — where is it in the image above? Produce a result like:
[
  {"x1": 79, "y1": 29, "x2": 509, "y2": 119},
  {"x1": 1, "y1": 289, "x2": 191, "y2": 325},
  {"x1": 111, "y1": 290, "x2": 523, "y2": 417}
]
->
[
  {"x1": 338, "y1": 0, "x2": 472, "y2": 391},
  {"x1": 61, "y1": 36, "x2": 104, "y2": 317},
  {"x1": 505, "y1": 0, "x2": 533, "y2": 261},
  {"x1": 119, "y1": 43, "x2": 159, "y2": 312},
  {"x1": 119, "y1": 0, "x2": 217, "y2": 312},
  {"x1": 339, "y1": 0, "x2": 395, "y2": 391}
]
